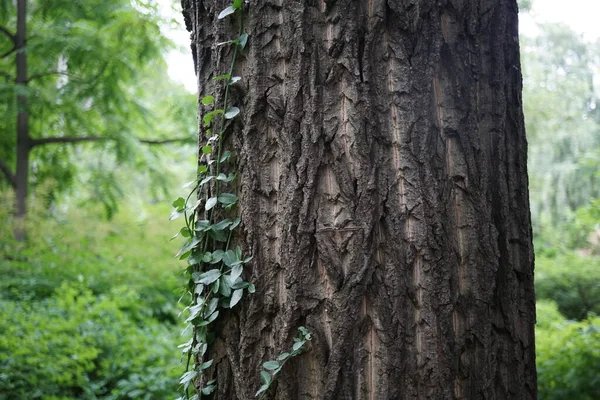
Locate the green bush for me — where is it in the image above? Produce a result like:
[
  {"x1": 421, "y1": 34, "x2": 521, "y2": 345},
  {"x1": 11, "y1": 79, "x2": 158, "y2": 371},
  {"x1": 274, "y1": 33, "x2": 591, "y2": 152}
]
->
[
  {"x1": 535, "y1": 252, "x2": 600, "y2": 320},
  {"x1": 0, "y1": 198, "x2": 186, "y2": 399},
  {"x1": 0, "y1": 200, "x2": 183, "y2": 317},
  {"x1": 536, "y1": 300, "x2": 600, "y2": 399},
  {"x1": 0, "y1": 283, "x2": 181, "y2": 399}
]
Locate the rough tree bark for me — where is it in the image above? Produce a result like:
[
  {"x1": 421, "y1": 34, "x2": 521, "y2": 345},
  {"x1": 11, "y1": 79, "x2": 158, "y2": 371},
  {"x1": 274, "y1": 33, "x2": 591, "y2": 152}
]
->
[{"x1": 184, "y1": 0, "x2": 536, "y2": 398}]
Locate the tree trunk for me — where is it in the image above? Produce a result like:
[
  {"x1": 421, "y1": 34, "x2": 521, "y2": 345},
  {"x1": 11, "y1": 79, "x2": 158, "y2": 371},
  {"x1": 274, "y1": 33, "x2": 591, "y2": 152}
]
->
[
  {"x1": 15, "y1": 0, "x2": 29, "y2": 239},
  {"x1": 185, "y1": 0, "x2": 536, "y2": 398}
]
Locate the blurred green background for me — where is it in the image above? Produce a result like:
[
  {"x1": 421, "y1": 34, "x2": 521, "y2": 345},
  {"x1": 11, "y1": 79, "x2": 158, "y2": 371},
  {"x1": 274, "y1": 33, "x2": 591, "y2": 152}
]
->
[{"x1": 1, "y1": 0, "x2": 599, "y2": 399}]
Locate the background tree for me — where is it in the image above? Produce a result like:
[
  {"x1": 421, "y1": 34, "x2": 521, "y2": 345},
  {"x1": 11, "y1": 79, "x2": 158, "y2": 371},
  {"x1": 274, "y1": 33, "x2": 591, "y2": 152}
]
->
[
  {"x1": 519, "y1": 7, "x2": 600, "y2": 399},
  {"x1": 184, "y1": 0, "x2": 536, "y2": 398},
  {"x1": 0, "y1": 0, "x2": 196, "y2": 227},
  {"x1": 522, "y1": 23, "x2": 600, "y2": 229}
]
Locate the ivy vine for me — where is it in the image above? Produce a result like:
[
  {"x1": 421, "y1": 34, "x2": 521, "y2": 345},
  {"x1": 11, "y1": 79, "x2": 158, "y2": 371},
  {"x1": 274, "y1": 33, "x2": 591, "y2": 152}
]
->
[{"x1": 171, "y1": 2, "x2": 311, "y2": 399}]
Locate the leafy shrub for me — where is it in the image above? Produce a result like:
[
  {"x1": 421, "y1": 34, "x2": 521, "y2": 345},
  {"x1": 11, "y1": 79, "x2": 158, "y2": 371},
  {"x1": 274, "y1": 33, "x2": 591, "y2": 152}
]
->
[
  {"x1": 0, "y1": 283, "x2": 181, "y2": 399},
  {"x1": 0, "y1": 198, "x2": 186, "y2": 399},
  {"x1": 0, "y1": 200, "x2": 183, "y2": 316},
  {"x1": 535, "y1": 252, "x2": 600, "y2": 320},
  {"x1": 536, "y1": 300, "x2": 600, "y2": 399}
]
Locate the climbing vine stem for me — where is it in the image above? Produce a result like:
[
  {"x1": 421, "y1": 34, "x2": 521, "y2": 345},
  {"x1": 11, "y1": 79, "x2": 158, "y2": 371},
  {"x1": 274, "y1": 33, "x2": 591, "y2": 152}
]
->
[{"x1": 171, "y1": 2, "x2": 310, "y2": 399}]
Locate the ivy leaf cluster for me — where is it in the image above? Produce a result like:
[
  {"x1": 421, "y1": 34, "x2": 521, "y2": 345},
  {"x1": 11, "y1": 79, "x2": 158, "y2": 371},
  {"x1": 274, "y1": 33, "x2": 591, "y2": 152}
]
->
[
  {"x1": 255, "y1": 327, "x2": 312, "y2": 398},
  {"x1": 171, "y1": 2, "x2": 248, "y2": 398},
  {"x1": 171, "y1": 2, "x2": 311, "y2": 398}
]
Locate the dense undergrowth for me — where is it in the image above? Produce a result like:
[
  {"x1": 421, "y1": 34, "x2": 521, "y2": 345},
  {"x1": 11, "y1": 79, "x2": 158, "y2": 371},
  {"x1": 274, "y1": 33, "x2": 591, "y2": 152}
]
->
[{"x1": 0, "y1": 196, "x2": 184, "y2": 399}]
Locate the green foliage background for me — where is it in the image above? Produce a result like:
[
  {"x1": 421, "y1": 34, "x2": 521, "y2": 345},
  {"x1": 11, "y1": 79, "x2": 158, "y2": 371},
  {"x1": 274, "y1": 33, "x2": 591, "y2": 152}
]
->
[
  {"x1": 0, "y1": 197, "x2": 184, "y2": 399},
  {"x1": 522, "y1": 12, "x2": 600, "y2": 400},
  {"x1": 0, "y1": 0, "x2": 197, "y2": 216}
]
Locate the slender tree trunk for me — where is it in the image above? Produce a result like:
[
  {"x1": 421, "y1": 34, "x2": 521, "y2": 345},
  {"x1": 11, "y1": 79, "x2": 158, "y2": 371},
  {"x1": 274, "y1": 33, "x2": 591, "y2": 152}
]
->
[
  {"x1": 185, "y1": 0, "x2": 536, "y2": 398},
  {"x1": 15, "y1": 0, "x2": 29, "y2": 239}
]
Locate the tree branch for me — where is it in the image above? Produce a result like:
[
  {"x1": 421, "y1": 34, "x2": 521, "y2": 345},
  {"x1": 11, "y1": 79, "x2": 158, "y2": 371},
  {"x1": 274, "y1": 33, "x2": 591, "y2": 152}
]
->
[
  {"x1": 29, "y1": 136, "x2": 107, "y2": 147},
  {"x1": 139, "y1": 137, "x2": 195, "y2": 145},
  {"x1": 1, "y1": 46, "x2": 15, "y2": 58},
  {"x1": 0, "y1": 25, "x2": 16, "y2": 43},
  {"x1": 26, "y1": 70, "x2": 70, "y2": 83},
  {"x1": 0, "y1": 159, "x2": 16, "y2": 189},
  {"x1": 29, "y1": 135, "x2": 194, "y2": 148}
]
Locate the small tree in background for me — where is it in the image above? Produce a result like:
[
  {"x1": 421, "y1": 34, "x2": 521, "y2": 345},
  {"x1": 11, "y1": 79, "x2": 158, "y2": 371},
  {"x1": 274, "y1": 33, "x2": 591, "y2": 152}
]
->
[{"x1": 0, "y1": 0, "x2": 196, "y2": 231}]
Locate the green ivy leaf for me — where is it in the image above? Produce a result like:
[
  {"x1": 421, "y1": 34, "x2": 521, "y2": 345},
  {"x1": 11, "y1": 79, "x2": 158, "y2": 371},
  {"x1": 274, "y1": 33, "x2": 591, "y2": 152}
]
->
[
  {"x1": 178, "y1": 338, "x2": 193, "y2": 354},
  {"x1": 205, "y1": 197, "x2": 218, "y2": 210},
  {"x1": 233, "y1": 0, "x2": 243, "y2": 9},
  {"x1": 222, "y1": 250, "x2": 238, "y2": 267},
  {"x1": 201, "y1": 359, "x2": 214, "y2": 370},
  {"x1": 195, "y1": 220, "x2": 210, "y2": 232},
  {"x1": 230, "y1": 264, "x2": 243, "y2": 281},
  {"x1": 200, "y1": 175, "x2": 214, "y2": 186},
  {"x1": 255, "y1": 384, "x2": 269, "y2": 397},
  {"x1": 209, "y1": 228, "x2": 229, "y2": 242},
  {"x1": 203, "y1": 109, "x2": 223, "y2": 127},
  {"x1": 260, "y1": 370, "x2": 271, "y2": 385},
  {"x1": 186, "y1": 304, "x2": 203, "y2": 323},
  {"x1": 169, "y1": 209, "x2": 184, "y2": 221},
  {"x1": 224, "y1": 106, "x2": 240, "y2": 119},
  {"x1": 216, "y1": 173, "x2": 235, "y2": 182},
  {"x1": 217, "y1": 5, "x2": 235, "y2": 19},
  {"x1": 220, "y1": 151, "x2": 232, "y2": 163},
  {"x1": 248, "y1": 283, "x2": 256, "y2": 293},
  {"x1": 298, "y1": 326, "x2": 310, "y2": 336},
  {"x1": 263, "y1": 360, "x2": 280, "y2": 370},
  {"x1": 209, "y1": 249, "x2": 225, "y2": 263},
  {"x1": 201, "y1": 385, "x2": 216, "y2": 395},
  {"x1": 277, "y1": 352, "x2": 290, "y2": 361},
  {"x1": 238, "y1": 33, "x2": 248, "y2": 49},
  {"x1": 188, "y1": 251, "x2": 205, "y2": 265},
  {"x1": 230, "y1": 216, "x2": 241, "y2": 230},
  {"x1": 172, "y1": 197, "x2": 186, "y2": 210},
  {"x1": 201, "y1": 95, "x2": 214, "y2": 105},
  {"x1": 198, "y1": 269, "x2": 222, "y2": 284},
  {"x1": 212, "y1": 218, "x2": 233, "y2": 231},
  {"x1": 230, "y1": 288, "x2": 244, "y2": 308},
  {"x1": 205, "y1": 298, "x2": 219, "y2": 317},
  {"x1": 208, "y1": 310, "x2": 220, "y2": 323},
  {"x1": 218, "y1": 193, "x2": 238, "y2": 206},
  {"x1": 179, "y1": 370, "x2": 198, "y2": 390},
  {"x1": 213, "y1": 73, "x2": 231, "y2": 81},
  {"x1": 230, "y1": 279, "x2": 248, "y2": 290},
  {"x1": 219, "y1": 276, "x2": 232, "y2": 297},
  {"x1": 211, "y1": 277, "x2": 220, "y2": 293},
  {"x1": 175, "y1": 236, "x2": 202, "y2": 259},
  {"x1": 202, "y1": 145, "x2": 212, "y2": 154},
  {"x1": 194, "y1": 283, "x2": 205, "y2": 295}
]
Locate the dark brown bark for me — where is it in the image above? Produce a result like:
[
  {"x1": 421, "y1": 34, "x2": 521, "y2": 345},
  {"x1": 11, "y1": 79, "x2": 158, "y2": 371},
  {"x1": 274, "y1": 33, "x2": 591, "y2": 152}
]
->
[
  {"x1": 14, "y1": 0, "x2": 29, "y2": 240},
  {"x1": 187, "y1": 0, "x2": 536, "y2": 398}
]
